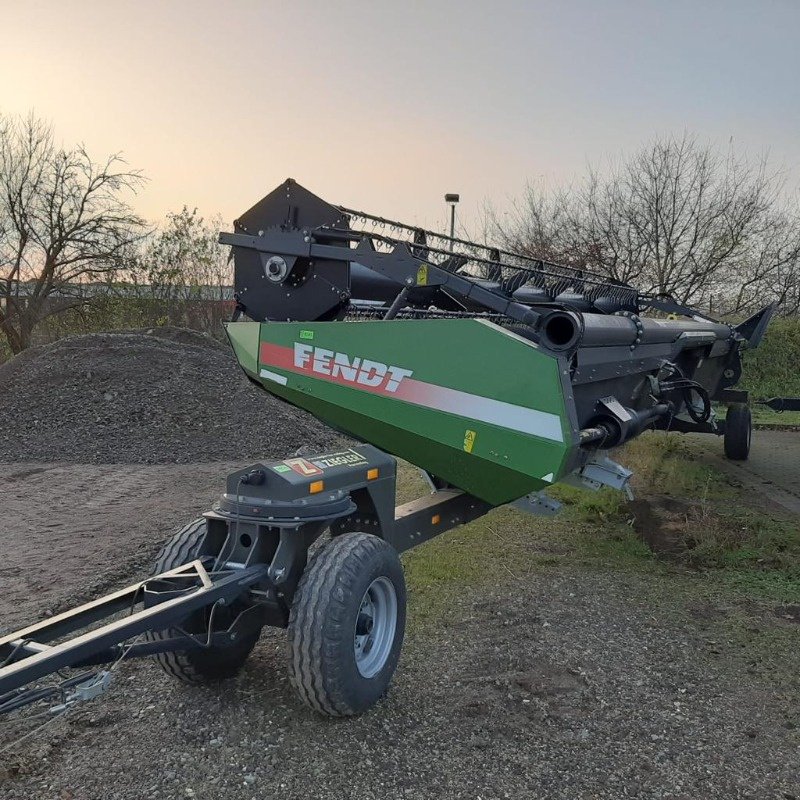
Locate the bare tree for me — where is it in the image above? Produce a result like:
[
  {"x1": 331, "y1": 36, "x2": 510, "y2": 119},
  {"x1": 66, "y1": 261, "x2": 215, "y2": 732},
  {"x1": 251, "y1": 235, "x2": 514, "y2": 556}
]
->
[
  {"x1": 490, "y1": 134, "x2": 798, "y2": 311},
  {"x1": 723, "y1": 200, "x2": 800, "y2": 315},
  {"x1": 0, "y1": 113, "x2": 147, "y2": 353},
  {"x1": 488, "y1": 183, "x2": 579, "y2": 264},
  {"x1": 141, "y1": 207, "x2": 231, "y2": 301}
]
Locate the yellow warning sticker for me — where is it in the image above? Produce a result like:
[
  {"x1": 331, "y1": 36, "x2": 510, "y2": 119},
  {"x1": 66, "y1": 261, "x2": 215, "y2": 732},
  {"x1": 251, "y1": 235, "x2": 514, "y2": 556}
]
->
[
  {"x1": 416, "y1": 264, "x2": 428, "y2": 286},
  {"x1": 463, "y1": 429, "x2": 476, "y2": 453}
]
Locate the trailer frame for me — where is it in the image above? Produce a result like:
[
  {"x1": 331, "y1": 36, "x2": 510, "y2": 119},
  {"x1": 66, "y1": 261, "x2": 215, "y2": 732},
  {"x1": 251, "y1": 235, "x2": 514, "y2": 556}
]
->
[{"x1": 0, "y1": 444, "x2": 494, "y2": 716}]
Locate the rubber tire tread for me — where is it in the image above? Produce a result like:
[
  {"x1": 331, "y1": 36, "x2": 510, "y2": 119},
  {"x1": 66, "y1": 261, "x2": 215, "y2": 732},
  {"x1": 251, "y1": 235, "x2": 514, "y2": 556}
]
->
[
  {"x1": 724, "y1": 403, "x2": 752, "y2": 461},
  {"x1": 287, "y1": 532, "x2": 406, "y2": 717},
  {"x1": 148, "y1": 518, "x2": 259, "y2": 684}
]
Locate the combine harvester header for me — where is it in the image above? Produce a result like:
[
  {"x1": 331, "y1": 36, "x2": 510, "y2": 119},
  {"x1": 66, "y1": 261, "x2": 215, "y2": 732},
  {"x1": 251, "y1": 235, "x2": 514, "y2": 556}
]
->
[
  {"x1": 221, "y1": 178, "x2": 772, "y2": 503},
  {"x1": 1, "y1": 179, "x2": 775, "y2": 725}
]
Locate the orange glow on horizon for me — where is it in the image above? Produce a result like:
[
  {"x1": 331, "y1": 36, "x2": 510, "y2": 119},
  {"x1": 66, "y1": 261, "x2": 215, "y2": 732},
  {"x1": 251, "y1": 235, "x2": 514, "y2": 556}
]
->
[{"x1": 2, "y1": 1, "x2": 797, "y2": 233}]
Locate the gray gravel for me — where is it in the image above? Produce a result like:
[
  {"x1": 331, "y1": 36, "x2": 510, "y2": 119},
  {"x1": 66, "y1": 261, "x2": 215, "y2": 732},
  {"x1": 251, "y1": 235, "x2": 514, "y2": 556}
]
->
[
  {"x1": 2, "y1": 568, "x2": 798, "y2": 800},
  {"x1": 0, "y1": 328, "x2": 342, "y2": 463}
]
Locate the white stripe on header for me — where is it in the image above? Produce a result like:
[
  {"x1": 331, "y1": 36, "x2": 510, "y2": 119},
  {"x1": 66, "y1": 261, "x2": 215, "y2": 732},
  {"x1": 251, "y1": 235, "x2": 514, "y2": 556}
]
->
[
  {"x1": 259, "y1": 368, "x2": 288, "y2": 386},
  {"x1": 415, "y1": 382, "x2": 564, "y2": 443}
]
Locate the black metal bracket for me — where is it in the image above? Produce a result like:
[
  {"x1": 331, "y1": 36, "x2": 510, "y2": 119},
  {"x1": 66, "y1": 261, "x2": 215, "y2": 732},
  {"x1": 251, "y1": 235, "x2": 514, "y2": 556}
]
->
[
  {"x1": 759, "y1": 397, "x2": 800, "y2": 412},
  {"x1": 735, "y1": 304, "x2": 776, "y2": 348},
  {"x1": 715, "y1": 388, "x2": 749, "y2": 405},
  {"x1": 220, "y1": 229, "x2": 544, "y2": 333}
]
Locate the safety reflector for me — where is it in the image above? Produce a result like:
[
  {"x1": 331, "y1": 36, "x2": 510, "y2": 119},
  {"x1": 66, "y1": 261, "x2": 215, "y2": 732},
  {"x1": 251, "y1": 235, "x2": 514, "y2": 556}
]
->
[
  {"x1": 367, "y1": 468, "x2": 379, "y2": 480},
  {"x1": 309, "y1": 480, "x2": 324, "y2": 494}
]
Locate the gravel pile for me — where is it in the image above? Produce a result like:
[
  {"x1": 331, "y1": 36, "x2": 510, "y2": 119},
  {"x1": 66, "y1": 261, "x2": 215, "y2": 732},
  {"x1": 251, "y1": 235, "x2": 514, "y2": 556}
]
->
[{"x1": 0, "y1": 328, "x2": 342, "y2": 463}]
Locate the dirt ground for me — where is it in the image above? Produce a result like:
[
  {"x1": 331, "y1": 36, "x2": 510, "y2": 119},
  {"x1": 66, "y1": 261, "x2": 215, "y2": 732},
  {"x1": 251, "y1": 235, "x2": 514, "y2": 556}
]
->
[
  {"x1": 0, "y1": 462, "x2": 241, "y2": 632},
  {"x1": 1, "y1": 460, "x2": 798, "y2": 799}
]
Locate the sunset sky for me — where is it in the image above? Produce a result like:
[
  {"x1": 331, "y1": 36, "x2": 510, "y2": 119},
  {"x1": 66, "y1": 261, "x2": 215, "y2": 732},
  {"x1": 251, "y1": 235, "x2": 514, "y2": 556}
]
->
[{"x1": 1, "y1": 0, "x2": 798, "y2": 234}]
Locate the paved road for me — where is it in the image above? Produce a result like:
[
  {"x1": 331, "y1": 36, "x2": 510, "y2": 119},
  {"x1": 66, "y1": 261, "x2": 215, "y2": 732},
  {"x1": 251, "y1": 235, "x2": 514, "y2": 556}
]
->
[{"x1": 693, "y1": 429, "x2": 800, "y2": 514}]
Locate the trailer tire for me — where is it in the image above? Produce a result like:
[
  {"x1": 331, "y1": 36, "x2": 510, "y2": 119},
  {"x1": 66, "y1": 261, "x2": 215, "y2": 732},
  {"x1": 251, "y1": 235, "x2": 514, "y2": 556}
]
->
[
  {"x1": 148, "y1": 518, "x2": 261, "y2": 684},
  {"x1": 287, "y1": 532, "x2": 406, "y2": 716},
  {"x1": 724, "y1": 403, "x2": 752, "y2": 461}
]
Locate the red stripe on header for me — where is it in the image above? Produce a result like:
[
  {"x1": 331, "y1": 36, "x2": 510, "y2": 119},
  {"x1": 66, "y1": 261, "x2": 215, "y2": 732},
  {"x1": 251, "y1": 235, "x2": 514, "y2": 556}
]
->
[{"x1": 259, "y1": 341, "x2": 412, "y2": 396}]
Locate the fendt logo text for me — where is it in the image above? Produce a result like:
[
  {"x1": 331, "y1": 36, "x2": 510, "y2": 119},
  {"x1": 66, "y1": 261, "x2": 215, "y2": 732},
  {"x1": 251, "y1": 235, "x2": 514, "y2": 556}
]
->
[{"x1": 293, "y1": 343, "x2": 413, "y2": 393}]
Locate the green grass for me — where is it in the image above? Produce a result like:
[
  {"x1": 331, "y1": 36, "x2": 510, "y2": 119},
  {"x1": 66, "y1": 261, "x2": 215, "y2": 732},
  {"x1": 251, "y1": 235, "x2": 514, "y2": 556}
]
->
[
  {"x1": 741, "y1": 316, "x2": 800, "y2": 399},
  {"x1": 397, "y1": 432, "x2": 800, "y2": 626},
  {"x1": 619, "y1": 435, "x2": 800, "y2": 594},
  {"x1": 750, "y1": 407, "x2": 800, "y2": 427},
  {"x1": 400, "y1": 501, "x2": 656, "y2": 625},
  {"x1": 713, "y1": 403, "x2": 800, "y2": 428},
  {"x1": 726, "y1": 315, "x2": 800, "y2": 425}
]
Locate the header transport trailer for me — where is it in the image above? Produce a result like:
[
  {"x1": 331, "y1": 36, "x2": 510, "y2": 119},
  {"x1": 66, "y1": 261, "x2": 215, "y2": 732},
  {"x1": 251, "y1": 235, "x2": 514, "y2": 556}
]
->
[{"x1": 1, "y1": 179, "x2": 774, "y2": 721}]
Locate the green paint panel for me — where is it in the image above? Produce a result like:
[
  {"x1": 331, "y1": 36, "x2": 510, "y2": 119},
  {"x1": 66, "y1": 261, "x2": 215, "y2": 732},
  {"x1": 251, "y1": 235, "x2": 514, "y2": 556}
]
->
[
  {"x1": 225, "y1": 319, "x2": 261, "y2": 375},
  {"x1": 226, "y1": 319, "x2": 577, "y2": 505}
]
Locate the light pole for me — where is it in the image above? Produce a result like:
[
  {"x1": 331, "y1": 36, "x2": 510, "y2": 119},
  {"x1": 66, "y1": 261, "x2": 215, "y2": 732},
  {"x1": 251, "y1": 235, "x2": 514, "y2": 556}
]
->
[{"x1": 444, "y1": 193, "x2": 459, "y2": 251}]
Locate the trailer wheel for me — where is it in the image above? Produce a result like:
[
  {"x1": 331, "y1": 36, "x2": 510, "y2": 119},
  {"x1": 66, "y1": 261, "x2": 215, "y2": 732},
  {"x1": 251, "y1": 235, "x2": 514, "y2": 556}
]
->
[
  {"x1": 148, "y1": 518, "x2": 261, "y2": 684},
  {"x1": 724, "y1": 403, "x2": 752, "y2": 461},
  {"x1": 287, "y1": 532, "x2": 406, "y2": 716}
]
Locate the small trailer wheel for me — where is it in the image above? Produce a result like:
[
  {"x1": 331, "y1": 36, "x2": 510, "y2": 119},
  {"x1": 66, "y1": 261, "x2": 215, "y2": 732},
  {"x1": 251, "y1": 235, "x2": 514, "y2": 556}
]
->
[
  {"x1": 287, "y1": 532, "x2": 406, "y2": 716},
  {"x1": 724, "y1": 403, "x2": 752, "y2": 461},
  {"x1": 148, "y1": 518, "x2": 261, "y2": 684}
]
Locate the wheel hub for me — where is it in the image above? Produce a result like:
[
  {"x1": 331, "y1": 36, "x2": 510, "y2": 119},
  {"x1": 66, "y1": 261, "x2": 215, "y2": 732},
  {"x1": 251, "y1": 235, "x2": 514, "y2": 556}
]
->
[
  {"x1": 353, "y1": 577, "x2": 397, "y2": 678},
  {"x1": 356, "y1": 612, "x2": 374, "y2": 636}
]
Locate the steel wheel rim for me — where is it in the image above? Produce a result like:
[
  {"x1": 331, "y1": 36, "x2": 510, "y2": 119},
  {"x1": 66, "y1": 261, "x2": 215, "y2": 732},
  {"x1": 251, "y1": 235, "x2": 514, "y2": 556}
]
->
[{"x1": 354, "y1": 577, "x2": 397, "y2": 678}]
